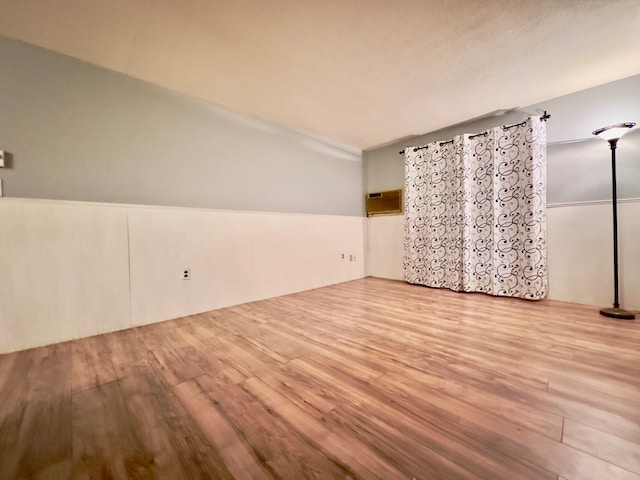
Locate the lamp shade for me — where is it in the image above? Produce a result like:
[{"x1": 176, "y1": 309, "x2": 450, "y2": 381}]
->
[{"x1": 592, "y1": 122, "x2": 636, "y2": 141}]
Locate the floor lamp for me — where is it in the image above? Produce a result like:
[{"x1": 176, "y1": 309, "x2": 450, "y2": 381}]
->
[{"x1": 592, "y1": 122, "x2": 636, "y2": 320}]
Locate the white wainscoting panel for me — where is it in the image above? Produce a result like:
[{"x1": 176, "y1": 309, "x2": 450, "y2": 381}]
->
[
  {"x1": 317, "y1": 214, "x2": 366, "y2": 287},
  {"x1": 546, "y1": 201, "x2": 639, "y2": 310},
  {"x1": 127, "y1": 207, "x2": 255, "y2": 327},
  {"x1": 248, "y1": 213, "x2": 326, "y2": 302},
  {"x1": 0, "y1": 198, "x2": 131, "y2": 353},
  {"x1": 128, "y1": 208, "x2": 365, "y2": 327},
  {"x1": 366, "y1": 201, "x2": 640, "y2": 311},
  {"x1": 0, "y1": 198, "x2": 366, "y2": 353},
  {"x1": 366, "y1": 215, "x2": 405, "y2": 280}
]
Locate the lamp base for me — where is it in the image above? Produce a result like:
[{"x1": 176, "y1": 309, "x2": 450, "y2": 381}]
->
[{"x1": 599, "y1": 307, "x2": 636, "y2": 320}]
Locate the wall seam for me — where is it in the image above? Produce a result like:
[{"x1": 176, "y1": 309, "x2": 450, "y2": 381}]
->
[{"x1": 126, "y1": 210, "x2": 133, "y2": 328}]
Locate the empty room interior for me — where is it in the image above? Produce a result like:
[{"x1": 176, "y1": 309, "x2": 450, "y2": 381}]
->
[{"x1": 1, "y1": 1, "x2": 639, "y2": 479}]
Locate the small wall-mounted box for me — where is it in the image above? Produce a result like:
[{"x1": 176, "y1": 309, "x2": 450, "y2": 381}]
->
[
  {"x1": 366, "y1": 189, "x2": 403, "y2": 216},
  {"x1": 0, "y1": 150, "x2": 5, "y2": 168}
]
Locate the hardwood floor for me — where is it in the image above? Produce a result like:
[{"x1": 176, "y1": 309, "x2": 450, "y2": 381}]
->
[{"x1": 1, "y1": 277, "x2": 639, "y2": 479}]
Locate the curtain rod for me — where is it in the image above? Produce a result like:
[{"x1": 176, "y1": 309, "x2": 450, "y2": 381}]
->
[{"x1": 398, "y1": 111, "x2": 551, "y2": 155}]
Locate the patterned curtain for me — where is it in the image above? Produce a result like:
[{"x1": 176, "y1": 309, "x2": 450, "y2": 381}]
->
[{"x1": 403, "y1": 116, "x2": 547, "y2": 300}]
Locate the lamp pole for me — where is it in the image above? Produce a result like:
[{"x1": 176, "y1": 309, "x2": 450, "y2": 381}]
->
[
  {"x1": 592, "y1": 122, "x2": 636, "y2": 320},
  {"x1": 608, "y1": 138, "x2": 621, "y2": 310}
]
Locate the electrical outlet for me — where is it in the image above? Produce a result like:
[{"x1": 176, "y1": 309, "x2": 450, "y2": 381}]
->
[
  {"x1": 183, "y1": 268, "x2": 191, "y2": 280},
  {"x1": 341, "y1": 253, "x2": 345, "y2": 259}
]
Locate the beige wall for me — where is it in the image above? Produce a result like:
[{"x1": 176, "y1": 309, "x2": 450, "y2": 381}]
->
[
  {"x1": 366, "y1": 200, "x2": 640, "y2": 311},
  {"x1": 364, "y1": 75, "x2": 640, "y2": 203},
  {"x1": 0, "y1": 36, "x2": 363, "y2": 216},
  {"x1": 0, "y1": 198, "x2": 365, "y2": 353}
]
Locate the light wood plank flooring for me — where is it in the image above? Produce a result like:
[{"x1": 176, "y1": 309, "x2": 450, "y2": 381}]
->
[{"x1": 1, "y1": 277, "x2": 639, "y2": 479}]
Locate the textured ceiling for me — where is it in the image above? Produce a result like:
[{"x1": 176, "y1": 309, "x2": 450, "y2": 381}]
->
[{"x1": 1, "y1": 0, "x2": 639, "y2": 151}]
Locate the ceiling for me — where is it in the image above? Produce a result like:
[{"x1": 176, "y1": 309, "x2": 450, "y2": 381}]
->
[{"x1": 1, "y1": 0, "x2": 638, "y2": 151}]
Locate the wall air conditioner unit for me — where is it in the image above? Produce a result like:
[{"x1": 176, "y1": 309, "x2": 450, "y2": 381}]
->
[{"x1": 366, "y1": 189, "x2": 403, "y2": 217}]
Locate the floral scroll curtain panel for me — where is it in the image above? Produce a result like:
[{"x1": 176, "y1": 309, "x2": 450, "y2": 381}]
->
[{"x1": 403, "y1": 116, "x2": 548, "y2": 300}]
